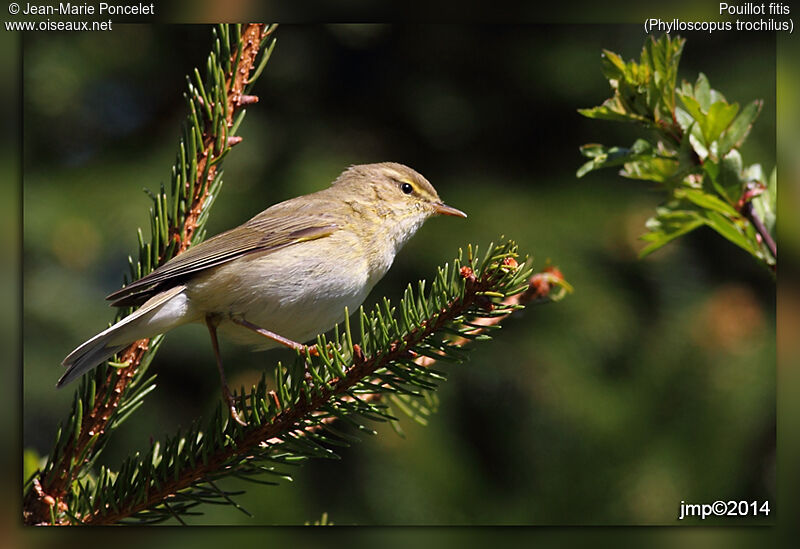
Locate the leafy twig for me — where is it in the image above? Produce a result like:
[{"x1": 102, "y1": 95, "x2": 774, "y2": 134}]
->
[{"x1": 578, "y1": 35, "x2": 775, "y2": 271}]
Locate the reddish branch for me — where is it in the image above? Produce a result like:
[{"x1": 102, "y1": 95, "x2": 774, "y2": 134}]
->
[
  {"x1": 81, "y1": 261, "x2": 566, "y2": 525},
  {"x1": 177, "y1": 24, "x2": 272, "y2": 253},
  {"x1": 24, "y1": 23, "x2": 272, "y2": 526},
  {"x1": 736, "y1": 181, "x2": 776, "y2": 265},
  {"x1": 417, "y1": 262, "x2": 564, "y2": 367}
]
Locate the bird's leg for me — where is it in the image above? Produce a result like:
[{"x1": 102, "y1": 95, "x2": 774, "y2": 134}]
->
[
  {"x1": 205, "y1": 316, "x2": 247, "y2": 426},
  {"x1": 230, "y1": 317, "x2": 319, "y2": 356}
]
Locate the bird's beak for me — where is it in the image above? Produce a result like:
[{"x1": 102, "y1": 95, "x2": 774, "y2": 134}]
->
[{"x1": 434, "y1": 202, "x2": 467, "y2": 218}]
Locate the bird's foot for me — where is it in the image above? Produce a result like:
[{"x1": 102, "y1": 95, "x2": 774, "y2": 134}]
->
[{"x1": 303, "y1": 345, "x2": 320, "y2": 357}]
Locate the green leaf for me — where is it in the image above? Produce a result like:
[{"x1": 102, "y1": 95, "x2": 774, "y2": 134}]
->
[
  {"x1": 578, "y1": 143, "x2": 611, "y2": 159},
  {"x1": 678, "y1": 93, "x2": 704, "y2": 130},
  {"x1": 674, "y1": 106, "x2": 693, "y2": 132},
  {"x1": 576, "y1": 140, "x2": 657, "y2": 178},
  {"x1": 703, "y1": 158, "x2": 728, "y2": 202},
  {"x1": 709, "y1": 88, "x2": 728, "y2": 105},
  {"x1": 675, "y1": 188, "x2": 740, "y2": 218},
  {"x1": 675, "y1": 107, "x2": 709, "y2": 159},
  {"x1": 750, "y1": 166, "x2": 776, "y2": 237},
  {"x1": 703, "y1": 101, "x2": 739, "y2": 145},
  {"x1": 678, "y1": 92, "x2": 739, "y2": 149},
  {"x1": 640, "y1": 209, "x2": 704, "y2": 257},
  {"x1": 577, "y1": 99, "x2": 652, "y2": 126},
  {"x1": 701, "y1": 210, "x2": 760, "y2": 257},
  {"x1": 688, "y1": 126, "x2": 709, "y2": 160},
  {"x1": 718, "y1": 99, "x2": 763, "y2": 156},
  {"x1": 642, "y1": 35, "x2": 684, "y2": 120},
  {"x1": 640, "y1": 205, "x2": 759, "y2": 260},
  {"x1": 694, "y1": 73, "x2": 711, "y2": 110},
  {"x1": 600, "y1": 49, "x2": 627, "y2": 81},
  {"x1": 621, "y1": 157, "x2": 680, "y2": 183},
  {"x1": 676, "y1": 119, "x2": 698, "y2": 168},
  {"x1": 675, "y1": 93, "x2": 708, "y2": 154},
  {"x1": 716, "y1": 149, "x2": 745, "y2": 203},
  {"x1": 679, "y1": 79, "x2": 693, "y2": 98},
  {"x1": 743, "y1": 163, "x2": 766, "y2": 185},
  {"x1": 579, "y1": 36, "x2": 685, "y2": 129}
]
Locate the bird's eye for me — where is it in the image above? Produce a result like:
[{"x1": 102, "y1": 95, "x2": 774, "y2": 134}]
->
[{"x1": 401, "y1": 182, "x2": 413, "y2": 194}]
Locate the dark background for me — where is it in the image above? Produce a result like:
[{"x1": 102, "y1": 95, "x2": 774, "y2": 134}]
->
[{"x1": 22, "y1": 25, "x2": 775, "y2": 524}]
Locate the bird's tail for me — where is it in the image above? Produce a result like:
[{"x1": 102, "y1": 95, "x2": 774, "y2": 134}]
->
[{"x1": 57, "y1": 285, "x2": 188, "y2": 388}]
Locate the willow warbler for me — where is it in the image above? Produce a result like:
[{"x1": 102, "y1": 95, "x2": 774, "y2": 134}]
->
[{"x1": 58, "y1": 162, "x2": 466, "y2": 424}]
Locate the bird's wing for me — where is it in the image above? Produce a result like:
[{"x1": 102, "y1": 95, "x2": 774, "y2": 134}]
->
[{"x1": 107, "y1": 202, "x2": 340, "y2": 307}]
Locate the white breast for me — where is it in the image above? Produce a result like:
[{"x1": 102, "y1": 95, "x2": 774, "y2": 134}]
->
[
  {"x1": 184, "y1": 231, "x2": 374, "y2": 347},
  {"x1": 183, "y1": 206, "x2": 430, "y2": 349}
]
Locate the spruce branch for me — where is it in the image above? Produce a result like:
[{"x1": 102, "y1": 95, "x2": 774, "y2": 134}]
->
[
  {"x1": 24, "y1": 24, "x2": 573, "y2": 527},
  {"x1": 65, "y1": 241, "x2": 569, "y2": 525},
  {"x1": 24, "y1": 23, "x2": 278, "y2": 526}
]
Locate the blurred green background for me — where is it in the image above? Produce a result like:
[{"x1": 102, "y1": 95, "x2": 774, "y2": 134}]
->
[{"x1": 22, "y1": 25, "x2": 775, "y2": 525}]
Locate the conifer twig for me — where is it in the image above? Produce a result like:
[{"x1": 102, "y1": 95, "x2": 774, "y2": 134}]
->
[
  {"x1": 177, "y1": 23, "x2": 272, "y2": 252},
  {"x1": 415, "y1": 263, "x2": 568, "y2": 367},
  {"x1": 335, "y1": 265, "x2": 570, "y2": 417},
  {"x1": 69, "y1": 245, "x2": 570, "y2": 525},
  {"x1": 24, "y1": 23, "x2": 276, "y2": 526}
]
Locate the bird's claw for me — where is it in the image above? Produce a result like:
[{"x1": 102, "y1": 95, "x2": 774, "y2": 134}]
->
[
  {"x1": 229, "y1": 403, "x2": 248, "y2": 426},
  {"x1": 307, "y1": 346, "x2": 320, "y2": 357}
]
